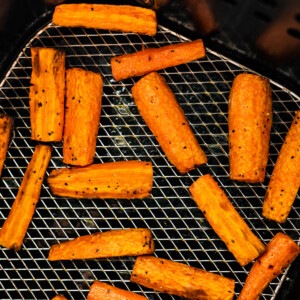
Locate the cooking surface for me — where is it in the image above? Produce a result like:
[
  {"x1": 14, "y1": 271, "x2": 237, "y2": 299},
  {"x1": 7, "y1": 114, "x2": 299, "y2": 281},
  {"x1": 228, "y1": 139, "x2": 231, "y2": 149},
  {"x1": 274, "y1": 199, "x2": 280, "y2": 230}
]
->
[{"x1": 0, "y1": 23, "x2": 299, "y2": 299}]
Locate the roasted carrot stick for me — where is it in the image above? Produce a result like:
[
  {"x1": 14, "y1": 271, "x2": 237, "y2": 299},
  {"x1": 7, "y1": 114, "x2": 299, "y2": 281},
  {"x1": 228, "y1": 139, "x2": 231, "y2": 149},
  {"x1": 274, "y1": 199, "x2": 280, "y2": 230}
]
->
[
  {"x1": 48, "y1": 228, "x2": 154, "y2": 261},
  {"x1": 52, "y1": 4, "x2": 157, "y2": 36},
  {"x1": 87, "y1": 280, "x2": 147, "y2": 300},
  {"x1": 29, "y1": 47, "x2": 65, "y2": 142},
  {"x1": 63, "y1": 68, "x2": 102, "y2": 166},
  {"x1": 111, "y1": 40, "x2": 205, "y2": 81},
  {"x1": 0, "y1": 145, "x2": 52, "y2": 251},
  {"x1": 263, "y1": 110, "x2": 300, "y2": 223},
  {"x1": 52, "y1": 295, "x2": 68, "y2": 300},
  {"x1": 0, "y1": 114, "x2": 13, "y2": 177},
  {"x1": 238, "y1": 233, "x2": 300, "y2": 300},
  {"x1": 132, "y1": 72, "x2": 207, "y2": 174},
  {"x1": 189, "y1": 174, "x2": 265, "y2": 266},
  {"x1": 48, "y1": 161, "x2": 153, "y2": 199},
  {"x1": 228, "y1": 73, "x2": 272, "y2": 183},
  {"x1": 131, "y1": 256, "x2": 235, "y2": 300}
]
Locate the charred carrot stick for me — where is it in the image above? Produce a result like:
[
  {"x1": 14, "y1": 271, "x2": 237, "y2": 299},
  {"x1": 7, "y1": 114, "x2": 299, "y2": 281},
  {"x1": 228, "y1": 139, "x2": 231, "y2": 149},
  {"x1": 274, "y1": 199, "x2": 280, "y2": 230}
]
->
[
  {"x1": 29, "y1": 47, "x2": 65, "y2": 142},
  {"x1": 263, "y1": 111, "x2": 300, "y2": 223},
  {"x1": 131, "y1": 256, "x2": 235, "y2": 299},
  {"x1": 0, "y1": 114, "x2": 13, "y2": 177},
  {"x1": 63, "y1": 68, "x2": 102, "y2": 166},
  {"x1": 132, "y1": 72, "x2": 207, "y2": 174},
  {"x1": 52, "y1": 295, "x2": 68, "y2": 300},
  {"x1": 87, "y1": 280, "x2": 147, "y2": 300},
  {"x1": 0, "y1": 145, "x2": 52, "y2": 251},
  {"x1": 189, "y1": 174, "x2": 265, "y2": 266},
  {"x1": 111, "y1": 39, "x2": 205, "y2": 81},
  {"x1": 48, "y1": 228, "x2": 154, "y2": 261},
  {"x1": 238, "y1": 233, "x2": 300, "y2": 300},
  {"x1": 52, "y1": 4, "x2": 157, "y2": 36},
  {"x1": 228, "y1": 73, "x2": 272, "y2": 183},
  {"x1": 47, "y1": 161, "x2": 153, "y2": 199}
]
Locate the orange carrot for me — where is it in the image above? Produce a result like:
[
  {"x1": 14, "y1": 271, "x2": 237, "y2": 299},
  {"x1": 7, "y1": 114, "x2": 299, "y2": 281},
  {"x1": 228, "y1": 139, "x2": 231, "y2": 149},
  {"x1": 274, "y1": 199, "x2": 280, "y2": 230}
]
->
[
  {"x1": 228, "y1": 73, "x2": 272, "y2": 183},
  {"x1": 52, "y1": 295, "x2": 68, "y2": 300},
  {"x1": 263, "y1": 110, "x2": 300, "y2": 223},
  {"x1": 63, "y1": 68, "x2": 103, "y2": 166},
  {"x1": 0, "y1": 114, "x2": 13, "y2": 177},
  {"x1": 48, "y1": 161, "x2": 153, "y2": 199},
  {"x1": 29, "y1": 47, "x2": 65, "y2": 142},
  {"x1": 87, "y1": 280, "x2": 147, "y2": 300},
  {"x1": 131, "y1": 256, "x2": 235, "y2": 300},
  {"x1": 111, "y1": 40, "x2": 205, "y2": 81},
  {"x1": 132, "y1": 72, "x2": 207, "y2": 174},
  {"x1": 189, "y1": 174, "x2": 265, "y2": 266},
  {"x1": 52, "y1": 4, "x2": 157, "y2": 36},
  {"x1": 238, "y1": 233, "x2": 300, "y2": 300},
  {"x1": 0, "y1": 145, "x2": 52, "y2": 251},
  {"x1": 48, "y1": 228, "x2": 154, "y2": 261}
]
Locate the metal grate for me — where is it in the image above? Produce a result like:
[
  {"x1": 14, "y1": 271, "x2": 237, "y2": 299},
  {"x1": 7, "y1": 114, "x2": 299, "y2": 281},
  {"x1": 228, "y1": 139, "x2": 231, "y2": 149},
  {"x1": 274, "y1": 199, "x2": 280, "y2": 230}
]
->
[{"x1": 0, "y1": 22, "x2": 299, "y2": 300}]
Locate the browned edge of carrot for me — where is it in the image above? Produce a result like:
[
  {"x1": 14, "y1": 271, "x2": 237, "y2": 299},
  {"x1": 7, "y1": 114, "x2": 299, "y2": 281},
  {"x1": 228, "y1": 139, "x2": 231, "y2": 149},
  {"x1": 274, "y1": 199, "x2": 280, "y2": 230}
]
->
[
  {"x1": 87, "y1": 280, "x2": 147, "y2": 300},
  {"x1": 47, "y1": 161, "x2": 153, "y2": 199},
  {"x1": 0, "y1": 114, "x2": 14, "y2": 177},
  {"x1": 238, "y1": 232, "x2": 300, "y2": 300},
  {"x1": 131, "y1": 256, "x2": 235, "y2": 300},
  {"x1": 132, "y1": 72, "x2": 207, "y2": 174},
  {"x1": 263, "y1": 110, "x2": 300, "y2": 223},
  {"x1": 111, "y1": 39, "x2": 205, "y2": 81},
  {"x1": 189, "y1": 174, "x2": 265, "y2": 266},
  {"x1": 63, "y1": 68, "x2": 103, "y2": 166},
  {"x1": 0, "y1": 144, "x2": 52, "y2": 251},
  {"x1": 48, "y1": 228, "x2": 154, "y2": 261},
  {"x1": 52, "y1": 4, "x2": 157, "y2": 36}
]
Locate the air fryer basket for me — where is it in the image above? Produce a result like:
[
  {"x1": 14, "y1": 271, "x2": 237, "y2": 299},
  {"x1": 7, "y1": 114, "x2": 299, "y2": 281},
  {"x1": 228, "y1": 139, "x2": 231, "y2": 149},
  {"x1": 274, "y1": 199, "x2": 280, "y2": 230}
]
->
[{"x1": 0, "y1": 21, "x2": 299, "y2": 300}]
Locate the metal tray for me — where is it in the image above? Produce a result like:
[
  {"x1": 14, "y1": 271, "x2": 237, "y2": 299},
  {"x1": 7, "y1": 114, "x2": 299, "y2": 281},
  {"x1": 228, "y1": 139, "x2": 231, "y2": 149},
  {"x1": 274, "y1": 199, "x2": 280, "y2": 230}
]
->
[{"x1": 0, "y1": 21, "x2": 299, "y2": 300}]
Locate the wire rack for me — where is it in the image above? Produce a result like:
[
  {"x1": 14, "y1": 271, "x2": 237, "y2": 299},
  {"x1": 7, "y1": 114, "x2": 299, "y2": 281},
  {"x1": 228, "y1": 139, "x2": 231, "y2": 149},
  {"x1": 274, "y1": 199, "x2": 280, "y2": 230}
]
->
[{"x1": 0, "y1": 22, "x2": 299, "y2": 300}]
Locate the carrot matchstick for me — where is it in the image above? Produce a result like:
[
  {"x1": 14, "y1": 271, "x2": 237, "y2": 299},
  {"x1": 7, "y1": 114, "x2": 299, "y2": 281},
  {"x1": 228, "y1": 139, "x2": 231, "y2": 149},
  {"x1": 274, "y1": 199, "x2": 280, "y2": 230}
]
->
[
  {"x1": 111, "y1": 39, "x2": 205, "y2": 81},
  {"x1": 52, "y1": 295, "x2": 68, "y2": 300},
  {"x1": 132, "y1": 72, "x2": 207, "y2": 174},
  {"x1": 0, "y1": 145, "x2": 52, "y2": 251},
  {"x1": 0, "y1": 114, "x2": 13, "y2": 177}
]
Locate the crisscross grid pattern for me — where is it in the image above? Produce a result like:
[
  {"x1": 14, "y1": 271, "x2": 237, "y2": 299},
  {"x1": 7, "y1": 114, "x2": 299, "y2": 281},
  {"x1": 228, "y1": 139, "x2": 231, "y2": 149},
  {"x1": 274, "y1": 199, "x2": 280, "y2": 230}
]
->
[{"x1": 0, "y1": 23, "x2": 299, "y2": 300}]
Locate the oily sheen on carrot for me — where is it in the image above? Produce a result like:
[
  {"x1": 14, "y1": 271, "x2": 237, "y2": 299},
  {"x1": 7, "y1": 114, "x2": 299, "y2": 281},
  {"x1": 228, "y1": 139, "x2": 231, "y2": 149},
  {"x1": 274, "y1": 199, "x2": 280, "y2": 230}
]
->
[
  {"x1": 131, "y1": 256, "x2": 235, "y2": 300},
  {"x1": 0, "y1": 114, "x2": 13, "y2": 177},
  {"x1": 48, "y1": 228, "x2": 154, "y2": 261},
  {"x1": 111, "y1": 39, "x2": 205, "y2": 81},
  {"x1": 238, "y1": 233, "x2": 300, "y2": 300},
  {"x1": 52, "y1": 295, "x2": 68, "y2": 300},
  {"x1": 29, "y1": 47, "x2": 65, "y2": 142},
  {"x1": 52, "y1": 4, "x2": 157, "y2": 36},
  {"x1": 189, "y1": 174, "x2": 265, "y2": 266},
  {"x1": 132, "y1": 72, "x2": 207, "y2": 174},
  {"x1": 63, "y1": 68, "x2": 102, "y2": 166},
  {"x1": 47, "y1": 161, "x2": 153, "y2": 199},
  {"x1": 87, "y1": 281, "x2": 147, "y2": 300},
  {"x1": 229, "y1": 73, "x2": 272, "y2": 183},
  {"x1": 263, "y1": 111, "x2": 300, "y2": 223},
  {"x1": 0, "y1": 145, "x2": 52, "y2": 251}
]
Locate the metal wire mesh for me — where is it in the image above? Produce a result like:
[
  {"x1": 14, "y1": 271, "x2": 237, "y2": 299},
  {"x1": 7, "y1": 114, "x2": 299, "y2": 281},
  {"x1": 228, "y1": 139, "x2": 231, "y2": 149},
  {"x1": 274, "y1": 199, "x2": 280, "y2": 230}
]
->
[{"x1": 0, "y1": 22, "x2": 299, "y2": 300}]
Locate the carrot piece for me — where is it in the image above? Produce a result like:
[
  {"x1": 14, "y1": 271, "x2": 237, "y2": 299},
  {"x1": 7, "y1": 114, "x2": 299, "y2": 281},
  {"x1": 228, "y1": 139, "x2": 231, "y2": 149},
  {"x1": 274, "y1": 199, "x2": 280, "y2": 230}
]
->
[
  {"x1": 228, "y1": 73, "x2": 272, "y2": 183},
  {"x1": 131, "y1": 256, "x2": 235, "y2": 300},
  {"x1": 48, "y1": 228, "x2": 154, "y2": 261},
  {"x1": 63, "y1": 68, "x2": 103, "y2": 166},
  {"x1": 263, "y1": 110, "x2": 300, "y2": 223},
  {"x1": 47, "y1": 161, "x2": 153, "y2": 199},
  {"x1": 0, "y1": 114, "x2": 13, "y2": 177},
  {"x1": 189, "y1": 174, "x2": 265, "y2": 266},
  {"x1": 132, "y1": 72, "x2": 207, "y2": 174},
  {"x1": 111, "y1": 40, "x2": 205, "y2": 81},
  {"x1": 238, "y1": 233, "x2": 300, "y2": 300},
  {"x1": 0, "y1": 145, "x2": 52, "y2": 251},
  {"x1": 87, "y1": 280, "x2": 147, "y2": 300},
  {"x1": 52, "y1": 4, "x2": 157, "y2": 36},
  {"x1": 29, "y1": 47, "x2": 65, "y2": 142},
  {"x1": 52, "y1": 295, "x2": 68, "y2": 300}
]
